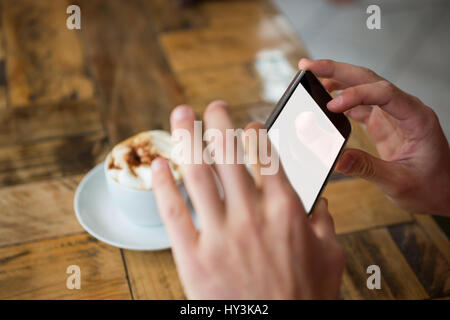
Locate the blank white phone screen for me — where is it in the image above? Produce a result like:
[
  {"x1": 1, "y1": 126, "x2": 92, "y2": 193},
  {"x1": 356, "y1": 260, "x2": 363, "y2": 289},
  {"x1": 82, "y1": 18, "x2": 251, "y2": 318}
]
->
[{"x1": 268, "y1": 84, "x2": 345, "y2": 212}]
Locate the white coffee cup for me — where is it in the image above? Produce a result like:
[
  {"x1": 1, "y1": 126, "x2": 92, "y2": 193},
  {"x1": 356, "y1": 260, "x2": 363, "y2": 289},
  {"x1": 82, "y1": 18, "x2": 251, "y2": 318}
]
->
[{"x1": 104, "y1": 152, "x2": 187, "y2": 227}]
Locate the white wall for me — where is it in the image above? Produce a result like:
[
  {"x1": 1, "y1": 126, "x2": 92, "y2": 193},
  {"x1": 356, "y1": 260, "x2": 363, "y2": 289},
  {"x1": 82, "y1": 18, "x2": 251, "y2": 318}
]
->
[{"x1": 274, "y1": 0, "x2": 450, "y2": 138}]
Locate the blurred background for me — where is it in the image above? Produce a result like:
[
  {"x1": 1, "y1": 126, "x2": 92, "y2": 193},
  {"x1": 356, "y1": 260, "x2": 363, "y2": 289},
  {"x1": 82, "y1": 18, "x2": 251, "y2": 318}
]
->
[{"x1": 275, "y1": 0, "x2": 450, "y2": 138}]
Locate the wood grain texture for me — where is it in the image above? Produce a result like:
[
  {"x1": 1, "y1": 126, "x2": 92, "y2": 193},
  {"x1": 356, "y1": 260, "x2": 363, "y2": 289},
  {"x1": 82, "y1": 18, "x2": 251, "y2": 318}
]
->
[
  {"x1": 124, "y1": 249, "x2": 185, "y2": 300},
  {"x1": 201, "y1": 0, "x2": 278, "y2": 28},
  {"x1": 0, "y1": 98, "x2": 104, "y2": 146},
  {"x1": 2, "y1": 0, "x2": 94, "y2": 108},
  {"x1": 76, "y1": 0, "x2": 184, "y2": 145},
  {"x1": 389, "y1": 223, "x2": 450, "y2": 298},
  {"x1": 178, "y1": 63, "x2": 267, "y2": 112},
  {"x1": 142, "y1": 0, "x2": 206, "y2": 33},
  {"x1": 414, "y1": 215, "x2": 450, "y2": 264},
  {"x1": 0, "y1": 74, "x2": 6, "y2": 112},
  {"x1": 0, "y1": 175, "x2": 84, "y2": 247},
  {"x1": 161, "y1": 15, "x2": 307, "y2": 73},
  {"x1": 0, "y1": 3, "x2": 6, "y2": 111},
  {"x1": 230, "y1": 102, "x2": 275, "y2": 128},
  {"x1": 144, "y1": 0, "x2": 277, "y2": 33},
  {"x1": 0, "y1": 131, "x2": 108, "y2": 187},
  {"x1": 177, "y1": 55, "x2": 298, "y2": 112},
  {"x1": 339, "y1": 228, "x2": 428, "y2": 300},
  {"x1": 0, "y1": 233, "x2": 131, "y2": 299},
  {"x1": 323, "y1": 178, "x2": 413, "y2": 235}
]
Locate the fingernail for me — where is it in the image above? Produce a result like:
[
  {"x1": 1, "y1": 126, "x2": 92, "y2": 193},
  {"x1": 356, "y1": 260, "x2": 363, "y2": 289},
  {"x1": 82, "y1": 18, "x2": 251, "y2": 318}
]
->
[
  {"x1": 210, "y1": 100, "x2": 229, "y2": 108},
  {"x1": 171, "y1": 105, "x2": 193, "y2": 122},
  {"x1": 298, "y1": 58, "x2": 311, "y2": 68},
  {"x1": 328, "y1": 95, "x2": 343, "y2": 110},
  {"x1": 151, "y1": 157, "x2": 166, "y2": 172},
  {"x1": 206, "y1": 100, "x2": 230, "y2": 114},
  {"x1": 316, "y1": 198, "x2": 328, "y2": 210},
  {"x1": 337, "y1": 153, "x2": 354, "y2": 173}
]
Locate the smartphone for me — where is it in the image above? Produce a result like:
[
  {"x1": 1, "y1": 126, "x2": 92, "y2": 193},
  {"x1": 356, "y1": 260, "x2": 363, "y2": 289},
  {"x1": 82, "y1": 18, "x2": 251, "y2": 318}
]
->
[{"x1": 266, "y1": 70, "x2": 351, "y2": 214}]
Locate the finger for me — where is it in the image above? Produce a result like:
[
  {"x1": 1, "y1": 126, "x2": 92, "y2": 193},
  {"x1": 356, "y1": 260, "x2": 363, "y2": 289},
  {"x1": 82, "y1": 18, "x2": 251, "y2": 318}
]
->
[
  {"x1": 152, "y1": 157, "x2": 197, "y2": 256},
  {"x1": 242, "y1": 122, "x2": 263, "y2": 188},
  {"x1": 344, "y1": 105, "x2": 373, "y2": 124},
  {"x1": 243, "y1": 122, "x2": 296, "y2": 196},
  {"x1": 310, "y1": 198, "x2": 336, "y2": 241},
  {"x1": 327, "y1": 80, "x2": 421, "y2": 121},
  {"x1": 203, "y1": 100, "x2": 257, "y2": 214},
  {"x1": 321, "y1": 78, "x2": 345, "y2": 92},
  {"x1": 299, "y1": 58, "x2": 381, "y2": 87},
  {"x1": 243, "y1": 122, "x2": 308, "y2": 221},
  {"x1": 170, "y1": 105, "x2": 224, "y2": 228},
  {"x1": 336, "y1": 148, "x2": 406, "y2": 194}
]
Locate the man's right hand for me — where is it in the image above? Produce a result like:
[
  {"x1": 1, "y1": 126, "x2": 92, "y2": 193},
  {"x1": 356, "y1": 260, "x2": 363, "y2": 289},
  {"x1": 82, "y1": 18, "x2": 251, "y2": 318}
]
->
[{"x1": 299, "y1": 59, "x2": 450, "y2": 216}]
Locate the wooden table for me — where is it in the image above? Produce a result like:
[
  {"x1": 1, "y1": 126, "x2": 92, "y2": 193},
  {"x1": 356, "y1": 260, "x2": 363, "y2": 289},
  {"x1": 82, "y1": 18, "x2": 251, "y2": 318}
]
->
[{"x1": 0, "y1": 0, "x2": 448, "y2": 300}]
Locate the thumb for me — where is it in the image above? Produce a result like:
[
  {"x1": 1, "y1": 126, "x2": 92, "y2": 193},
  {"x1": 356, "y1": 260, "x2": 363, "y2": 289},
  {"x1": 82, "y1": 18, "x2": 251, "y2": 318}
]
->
[
  {"x1": 336, "y1": 148, "x2": 400, "y2": 187},
  {"x1": 310, "y1": 198, "x2": 336, "y2": 241}
]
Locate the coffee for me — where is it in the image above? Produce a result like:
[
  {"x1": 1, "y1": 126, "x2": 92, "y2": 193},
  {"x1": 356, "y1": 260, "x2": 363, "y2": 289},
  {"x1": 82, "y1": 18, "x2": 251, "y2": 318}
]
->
[{"x1": 106, "y1": 130, "x2": 181, "y2": 190}]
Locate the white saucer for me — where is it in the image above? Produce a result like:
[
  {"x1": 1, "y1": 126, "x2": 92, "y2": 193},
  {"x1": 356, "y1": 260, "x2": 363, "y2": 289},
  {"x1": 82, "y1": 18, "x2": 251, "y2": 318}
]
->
[{"x1": 74, "y1": 163, "x2": 195, "y2": 251}]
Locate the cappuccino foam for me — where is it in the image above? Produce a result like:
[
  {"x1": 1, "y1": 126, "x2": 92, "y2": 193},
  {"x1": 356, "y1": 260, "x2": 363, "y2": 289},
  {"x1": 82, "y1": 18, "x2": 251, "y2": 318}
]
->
[{"x1": 106, "y1": 130, "x2": 181, "y2": 190}]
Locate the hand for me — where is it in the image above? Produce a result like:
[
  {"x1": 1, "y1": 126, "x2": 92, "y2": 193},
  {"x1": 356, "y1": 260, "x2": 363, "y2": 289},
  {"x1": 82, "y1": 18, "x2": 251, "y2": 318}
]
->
[
  {"x1": 151, "y1": 101, "x2": 345, "y2": 299},
  {"x1": 299, "y1": 59, "x2": 450, "y2": 216}
]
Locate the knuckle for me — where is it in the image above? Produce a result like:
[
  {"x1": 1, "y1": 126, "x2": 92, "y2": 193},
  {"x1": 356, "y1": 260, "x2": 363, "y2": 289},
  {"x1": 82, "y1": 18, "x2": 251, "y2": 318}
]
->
[
  {"x1": 378, "y1": 80, "x2": 396, "y2": 95},
  {"x1": 408, "y1": 93, "x2": 423, "y2": 106},
  {"x1": 363, "y1": 67, "x2": 378, "y2": 79},
  {"x1": 358, "y1": 156, "x2": 376, "y2": 178},
  {"x1": 423, "y1": 105, "x2": 439, "y2": 124},
  {"x1": 276, "y1": 195, "x2": 302, "y2": 222},
  {"x1": 404, "y1": 97, "x2": 440, "y2": 130},
  {"x1": 345, "y1": 86, "x2": 359, "y2": 99},
  {"x1": 342, "y1": 87, "x2": 362, "y2": 100},
  {"x1": 165, "y1": 202, "x2": 185, "y2": 220},
  {"x1": 321, "y1": 59, "x2": 335, "y2": 76},
  {"x1": 415, "y1": 105, "x2": 440, "y2": 130}
]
